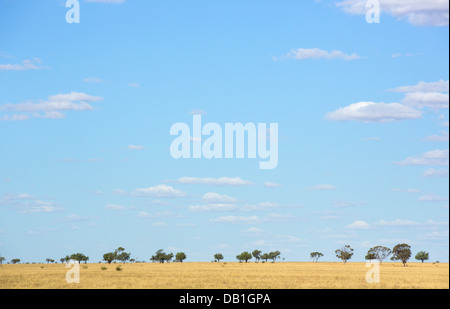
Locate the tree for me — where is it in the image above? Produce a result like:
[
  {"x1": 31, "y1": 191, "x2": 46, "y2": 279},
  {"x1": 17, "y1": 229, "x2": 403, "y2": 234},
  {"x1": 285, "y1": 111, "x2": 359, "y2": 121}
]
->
[
  {"x1": 11, "y1": 259, "x2": 21, "y2": 264},
  {"x1": 46, "y1": 258, "x2": 55, "y2": 264},
  {"x1": 366, "y1": 246, "x2": 391, "y2": 264},
  {"x1": 117, "y1": 252, "x2": 131, "y2": 263},
  {"x1": 0, "y1": 256, "x2": 5, "y2": 267},
  {"x1": 310, "y1": 252, "x2": 324, "y2": 263},
  {"x1": 67, "y1": 253, "x2": 89, "y2": 264},
  {"x1": 252, "y1": 250, "x2": 262, "y2": 262},
  {"x1": 236, "y1": 252, "x2": 252, "y2": 263},
  {"x1": 415, "y1": 251, "x2": 430, "y2": 263},
  {"x1": 164, "y1": 252, "x2": 174, "y2": 263},
  {"x1": 103, "y1": 252, "x2": 115, "y2": 264},
  {"x1": 114, "y1": 247, "x2": 126, "y2": 263},
  {"x1": 261, "y1": 253, "x2": 270, "y2": 262},
  {"x1": 391, "y1": 243, "x2": 411, "y2": 267},
  {"x1": 151, "y1": 249, "x2": 173, "y2": 263},
  {"x1": 175, "y1": 252, "x2": 187, "y2": 262},
  {"x1": 214, "y1": 253, "x2": 224, "y2": 262},
  {"x1": 268, "y1": 251, "x2": 281, "y2": 263},
  {"x1": 60, "y1": 258, "x2": 66, "y2": 263},
  {"x1": 335, "y1": 245, "x2": 354, "y2": 264}
]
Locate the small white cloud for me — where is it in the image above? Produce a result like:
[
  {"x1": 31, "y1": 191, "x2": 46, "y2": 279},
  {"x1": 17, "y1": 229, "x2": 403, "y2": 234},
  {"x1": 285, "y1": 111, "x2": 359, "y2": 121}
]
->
[
  {"x1": 374, "y1": 219, "x2": 418, "y2": 227},
  {"x1": 402, "y1": 92, "x2": 449, "y2": 110},
  {"x1": 423, "y1": 131, "x2": 449, "y2": 142},
  {"x1": 419, "y1": 194, "x2": 448, "y2": 202},
  {"x1": 128, "y1": 83, "x2": 140, "y2": 88},
  {"x1": 128, "y1": 145, "x2": 146, "y2": 150},
  {"x1": 202, "y1": 192, "x2": 237, "y2": 204},
  {"x1": 423, "y1": 168, "x2": 449, "y2": 178},
  {"x1": 263, "y1": 182, "x2": 282, "y2": 188},
  {"x1": 332, "y1": 200, "x2": 366, "y2": 208},
  {"x1": 277, "y1": 48, "x2": 360, "y2": 61},
  {"x1": 210, "y1": 215, "x2": 261, "y2": 224},
  {"x1": 0, "y1": 91, "x2": 103, "y2": 121},
  {"x1": 188, "y1": 204, "x2": 238, "y2": 212},
  {"x1": 395, "y1": 149, "x2": 449, "y2": 167},
  {"x1": 176, "y1": 177, "x2": 253, "y2": 186},
  {"x1": 132, "y1": 184, "x2": 187, "y2": 198},
  {"x1": 389, "y1": 80, "x2": 449, "y2": 93},
  {"x1": 346, "y1": 220, "x2": 370, "y2": 229},
  {"x1": 307, "y1": 184, "x2": 335, "y2": 191},
  {"x1": 105, "y1": 204, "x2": 128, "y2": 210},
  {"x1": 0, "y1": 57, "x2": 46, "y2": 71},
  {"x1": 83, "y1": 77, "x2": 103, "y2": 83},
  {"x1": 325, "y1": 101, "x2": 422, "y2": 122},
  {"x1": 391, "y1": 188, "x2": 421, "y2": 193}
]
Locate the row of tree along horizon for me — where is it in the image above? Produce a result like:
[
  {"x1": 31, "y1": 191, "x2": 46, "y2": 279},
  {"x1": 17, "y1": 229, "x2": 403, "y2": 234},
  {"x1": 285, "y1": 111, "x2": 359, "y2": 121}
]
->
[{"x1": 0, "y1": 244, "x2": 432, "y2": 266}]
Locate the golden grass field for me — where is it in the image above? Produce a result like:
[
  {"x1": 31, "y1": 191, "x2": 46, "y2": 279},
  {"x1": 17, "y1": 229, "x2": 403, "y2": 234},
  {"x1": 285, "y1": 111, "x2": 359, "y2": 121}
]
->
[{"x1": 0, "y1": 262, "x2": 448, "y2": 289}]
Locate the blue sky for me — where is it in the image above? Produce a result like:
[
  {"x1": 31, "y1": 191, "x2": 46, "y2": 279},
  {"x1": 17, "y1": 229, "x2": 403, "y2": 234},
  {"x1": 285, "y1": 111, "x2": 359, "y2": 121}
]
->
[{"x1": 0, "y1": 0, "x2": 448, "y2": 263}]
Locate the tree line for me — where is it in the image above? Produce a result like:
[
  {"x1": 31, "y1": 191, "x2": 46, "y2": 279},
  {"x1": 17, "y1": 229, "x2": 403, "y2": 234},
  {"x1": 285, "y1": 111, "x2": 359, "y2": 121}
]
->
[
  {"x1": 0, "y1": 243, "x2": 432, "y2": 266},
  {"x1": 312, "y1": 243, "x2": 430, "y2": 266}
]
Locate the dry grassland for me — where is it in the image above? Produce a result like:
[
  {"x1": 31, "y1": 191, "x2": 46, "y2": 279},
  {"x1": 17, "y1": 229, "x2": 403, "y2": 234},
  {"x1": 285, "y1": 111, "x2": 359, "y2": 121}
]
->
[{"x1": 0, "y1": 262, "x2": 448, "y2": 289}]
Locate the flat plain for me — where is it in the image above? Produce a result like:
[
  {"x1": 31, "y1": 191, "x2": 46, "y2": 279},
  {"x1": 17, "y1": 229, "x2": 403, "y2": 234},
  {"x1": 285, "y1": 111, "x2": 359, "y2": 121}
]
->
[{"x1": 0, "y1": 262, "x2": 448, "y2": 289}]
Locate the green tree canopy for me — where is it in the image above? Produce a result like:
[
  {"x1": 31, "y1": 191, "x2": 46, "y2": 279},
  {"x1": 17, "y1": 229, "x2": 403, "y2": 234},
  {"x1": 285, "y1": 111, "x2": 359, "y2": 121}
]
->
[
  {"x1": 335, "y1": 245, "x2": 354, "y2": 264},
  {"x1": 175, "y1": 252, "x2": 187, "y2": 262},
  {"x1": 103, "y1": 252, "x2": 115, "y2": 264},
  {"x1": 310, "y1": 252, "x2": 324, "y2": 263},
  {"x1": 252, "y1": 250, "x2": 262, "y2": 262},
  {"x1": 415, "y1": 251, "x2": 430, "y2": 263},
  {"x1": 366, "y1": 246, "x2": 391, "y2": 264},
  {"x1": 391, "y1": 243, "x2": 412, "y2": 266},
  {"x1": 236, "y1": 252, "x2": 252, "y2": 263},
  {"x1": 214, "y1": 253, "x2": 224, "y2": 262}
]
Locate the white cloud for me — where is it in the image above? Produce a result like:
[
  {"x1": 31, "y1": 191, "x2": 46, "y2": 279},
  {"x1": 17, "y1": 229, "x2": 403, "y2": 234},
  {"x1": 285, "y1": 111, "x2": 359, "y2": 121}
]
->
[
  {"x1": 202, "y1": 192, "x2": 237, "y2": 204},
  {"x1": 263, "y1": 182, "x2": 282, "y2": 188},
  {"x1": 188, "y1": 204, "x2": 238, "y2": 212},
  {"x1": 241, "y1": 202, "x2": 280, "y2": 212},
  {"x1": 277, "y1": 48, "x2": 360, "y2": 61},
  {"x1": 402, "y1": 92, "x2": 449, "y2": 110},
  {"x1": 424, "y1": 131, "x2": 449, "y2": 142},
  {"x1": 20, "y1": 200, "x2": 62, "y2": 214},
  {"x1": 132, "y1": 184, "x2": 187, "y2": 198},
  {"x1": 332, "y1": 200, "x2": 366, "y2": 207},
  {"x1": 391, "y1": 188, "x2": 420, "y2": 193},
  {"x1": 128, "y1": 145, "x2": 146, "y2": 150},
  {"x1": 346, "y1": 220, "x2": 371, "y2": 229},
  {"x1": 336, "y1": 0, "x2": 449, "y2": 26},
  {"x1": 0, "y1": 194, "x2": 62, "y2": 214},
  {"x1": 419, "y1": 194, "x2": 448, "y2": 202},
  {"x1": 390, "y1": 80, "x2": 449, "y2": 93},
  {"x1": 83, "y1": 77, "x2": 103, "y2": 83},
  {"x1": 0, "y1": 92, "x2": 103, "y2": 121},
  {"x1": 128, "y1": 83, "x2": 140, "y2": 87},
  {"x1": 375, "y1": 219, "x2": 418, "y2": 227},
  {"x1": 176, "y1": 177, "x2": 253, "y2": 186},
  {"x1": 0, "y1": 57, "x2": 46, "y2": 71},
  {"x1": 105, "y1": 204, "x2": 128, "y2": 210},
  {"x1": 210, "y1": 215, "x2": 260, "y2": 224},
  {"x1": 325, "y1": 101, "x2": 422, "y2": 122},
  {"x1": 306, "y1": 184, "x2": 335, "y2": 191},
  {"x1": 395, "y1": 149, "x2": 449, "y2": 166},
  {"x1": 423, "y1": 168, "x2": 449, "y2": 178},
  {"x1": 242, "y1": 227, "x2": 264, "y2": 234}
]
